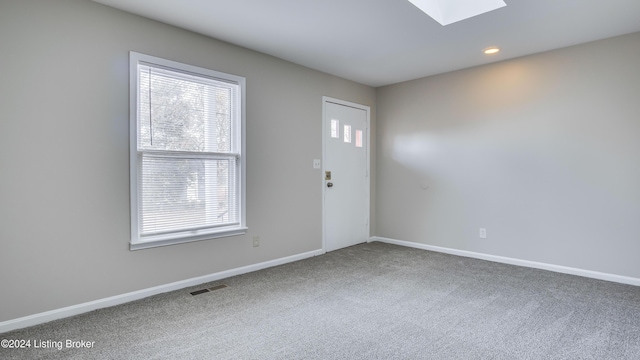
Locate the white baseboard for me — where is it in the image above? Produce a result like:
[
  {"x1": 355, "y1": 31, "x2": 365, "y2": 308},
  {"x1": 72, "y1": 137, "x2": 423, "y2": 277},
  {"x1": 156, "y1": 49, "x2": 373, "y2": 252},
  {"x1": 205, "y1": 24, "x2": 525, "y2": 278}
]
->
[
  {"x1": 0, "y1": 249, "x2": 325, "y2": 334},
  {"x1": 369, "y1": 236, "x2": 640, "y2": 287}
]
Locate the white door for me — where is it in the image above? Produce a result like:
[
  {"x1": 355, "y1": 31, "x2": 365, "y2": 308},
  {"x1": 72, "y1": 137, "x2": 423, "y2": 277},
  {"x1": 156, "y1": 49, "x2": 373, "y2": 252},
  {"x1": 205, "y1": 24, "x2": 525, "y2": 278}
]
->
[{"x1": 323, "y1": 97, "x2": 369, "y2": 252}]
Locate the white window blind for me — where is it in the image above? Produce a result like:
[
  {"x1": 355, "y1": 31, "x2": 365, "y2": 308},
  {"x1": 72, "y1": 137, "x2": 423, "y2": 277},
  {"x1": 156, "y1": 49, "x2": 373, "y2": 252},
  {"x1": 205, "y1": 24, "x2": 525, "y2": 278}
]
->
[{"x1": 130, "y1": 52, "x2": 246, "y2": 250}]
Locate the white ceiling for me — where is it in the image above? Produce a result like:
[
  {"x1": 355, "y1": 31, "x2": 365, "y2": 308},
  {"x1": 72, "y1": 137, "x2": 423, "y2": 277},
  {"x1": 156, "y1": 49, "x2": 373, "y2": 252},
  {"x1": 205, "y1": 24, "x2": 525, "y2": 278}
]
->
[{"x1": 93, "y1": 0, "x2": 640, "y2": 87}]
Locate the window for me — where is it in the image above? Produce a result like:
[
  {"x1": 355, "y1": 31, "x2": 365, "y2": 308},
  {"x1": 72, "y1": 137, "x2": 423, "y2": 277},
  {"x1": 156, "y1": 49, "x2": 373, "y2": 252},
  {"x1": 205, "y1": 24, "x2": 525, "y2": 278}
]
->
[
  {"x1": 330, "y1": 119, "x2": 339, "y2": 138},
  {"x1": 129, "y1": 52, "x2": 246, "y2": 250},
  {"x1": 355, "y1": 129, "x2": 363, "y2": 148},
  {"x1": 344, "y1": 125, "x2": 352, "y2": 143}
]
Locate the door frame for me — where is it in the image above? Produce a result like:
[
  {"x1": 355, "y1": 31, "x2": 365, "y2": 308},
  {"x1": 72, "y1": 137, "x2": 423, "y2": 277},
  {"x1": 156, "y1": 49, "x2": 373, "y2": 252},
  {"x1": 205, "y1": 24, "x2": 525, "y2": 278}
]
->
[{"x1": 321, "y1": 96, "x2": 371, "y2": 252}]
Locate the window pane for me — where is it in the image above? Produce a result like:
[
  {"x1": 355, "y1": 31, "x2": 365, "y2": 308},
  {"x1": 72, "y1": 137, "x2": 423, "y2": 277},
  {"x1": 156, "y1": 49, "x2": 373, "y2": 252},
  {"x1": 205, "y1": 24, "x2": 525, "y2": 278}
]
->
[
  {"x1": 139, "y1": 155, "x2": 237, "y2": 236},
  {"x1": 344, "y1": 125, "x2": 351, "y2": 143},
  {"x1": 138, "y1": 65, "x2": 235, "y2": 153},
  {"x1": 331, "y1": 119, "x2": 339, "y2": 138}
]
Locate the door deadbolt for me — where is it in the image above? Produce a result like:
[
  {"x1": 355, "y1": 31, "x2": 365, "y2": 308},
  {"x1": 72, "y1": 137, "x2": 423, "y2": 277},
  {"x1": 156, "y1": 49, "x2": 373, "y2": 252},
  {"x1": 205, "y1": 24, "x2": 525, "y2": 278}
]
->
[{"x1": 325, "y1": 171, "x2": 332, "y2": 180}]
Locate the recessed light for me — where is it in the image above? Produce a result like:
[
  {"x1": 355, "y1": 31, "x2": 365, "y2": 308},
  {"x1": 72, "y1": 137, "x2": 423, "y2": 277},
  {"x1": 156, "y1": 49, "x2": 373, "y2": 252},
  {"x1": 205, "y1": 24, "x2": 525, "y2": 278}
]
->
[{"x1": 483, "y1": 47, "x2": 500, "y2": 55}]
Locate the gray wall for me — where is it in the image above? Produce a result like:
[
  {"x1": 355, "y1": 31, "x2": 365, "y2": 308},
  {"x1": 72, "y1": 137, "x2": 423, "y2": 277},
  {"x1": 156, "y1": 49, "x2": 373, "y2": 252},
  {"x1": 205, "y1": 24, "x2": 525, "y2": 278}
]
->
[
  {"x1": 0, "y1": 0, "x2": 375, "y2": 322},
  {"x1": 376, "y1": 32, "x2": 640, "y2": 279}
]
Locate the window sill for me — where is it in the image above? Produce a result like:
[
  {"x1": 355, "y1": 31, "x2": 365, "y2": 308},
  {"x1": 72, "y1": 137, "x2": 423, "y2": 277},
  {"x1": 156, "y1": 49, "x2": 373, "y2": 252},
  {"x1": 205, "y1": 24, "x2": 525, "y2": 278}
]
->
[{"x1": 130, "y1": 227, "x2": 248, "y2": 250}]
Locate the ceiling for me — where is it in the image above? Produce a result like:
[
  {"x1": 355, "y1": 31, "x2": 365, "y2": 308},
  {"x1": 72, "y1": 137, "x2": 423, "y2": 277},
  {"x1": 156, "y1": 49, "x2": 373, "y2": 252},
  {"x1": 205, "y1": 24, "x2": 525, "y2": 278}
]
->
[{"x1": 93, "y1": 0, "x2": 640, "y2": 87}]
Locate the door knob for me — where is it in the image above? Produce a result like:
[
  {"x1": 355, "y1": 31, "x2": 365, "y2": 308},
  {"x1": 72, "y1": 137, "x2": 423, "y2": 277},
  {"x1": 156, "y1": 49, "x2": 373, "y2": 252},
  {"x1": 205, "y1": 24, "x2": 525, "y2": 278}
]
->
[{"x1": 327, "y1": 182, "x2": 333, "y2": 188}]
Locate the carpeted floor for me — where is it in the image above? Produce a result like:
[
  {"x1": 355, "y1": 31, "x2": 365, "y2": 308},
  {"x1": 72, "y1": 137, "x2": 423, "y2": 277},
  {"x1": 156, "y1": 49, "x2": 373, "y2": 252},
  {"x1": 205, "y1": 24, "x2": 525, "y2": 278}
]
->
[{"x1": 2, "y1": 242, "x2": 640, "y2": 359}]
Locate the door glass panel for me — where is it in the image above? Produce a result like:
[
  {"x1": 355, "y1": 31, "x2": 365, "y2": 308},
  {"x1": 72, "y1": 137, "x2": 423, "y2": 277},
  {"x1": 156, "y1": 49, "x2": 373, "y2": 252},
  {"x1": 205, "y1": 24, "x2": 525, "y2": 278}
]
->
[
  {"x1": 331, "y1": 119, "x2": 339, "y2": 138},
  {"x1": 355, "y1": 129, "x2": 363, "y2": 148},
  {"x1": 344, "y1": 125, "x2": 351, "y2": 143}
]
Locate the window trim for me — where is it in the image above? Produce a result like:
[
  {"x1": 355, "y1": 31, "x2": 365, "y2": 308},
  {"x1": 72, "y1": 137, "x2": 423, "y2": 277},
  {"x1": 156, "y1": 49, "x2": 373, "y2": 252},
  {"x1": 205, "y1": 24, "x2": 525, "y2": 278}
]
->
[{"x1": 129, "y1": 51, "x2": 246, "y2": 250}]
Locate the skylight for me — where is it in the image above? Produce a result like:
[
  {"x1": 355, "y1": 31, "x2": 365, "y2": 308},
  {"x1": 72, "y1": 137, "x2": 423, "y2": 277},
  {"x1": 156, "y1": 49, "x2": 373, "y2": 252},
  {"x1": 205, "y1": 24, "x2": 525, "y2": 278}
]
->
[{"x1": 407, "y1": 0, "x2": 506, "y2": 26}]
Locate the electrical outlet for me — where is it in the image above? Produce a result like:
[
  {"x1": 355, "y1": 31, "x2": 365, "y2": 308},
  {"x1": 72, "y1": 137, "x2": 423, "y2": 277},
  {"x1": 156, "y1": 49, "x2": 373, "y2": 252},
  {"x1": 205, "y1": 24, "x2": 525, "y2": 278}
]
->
[
  {"x1": 479, "y1": 228, "x2": 487, "y2": 239},
  {"x1": 252, "y1": 236, "x2": 260, "y2": 247},
  {"x1": 313, "y1": 159, "x2": 321, "y2": 169}
]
